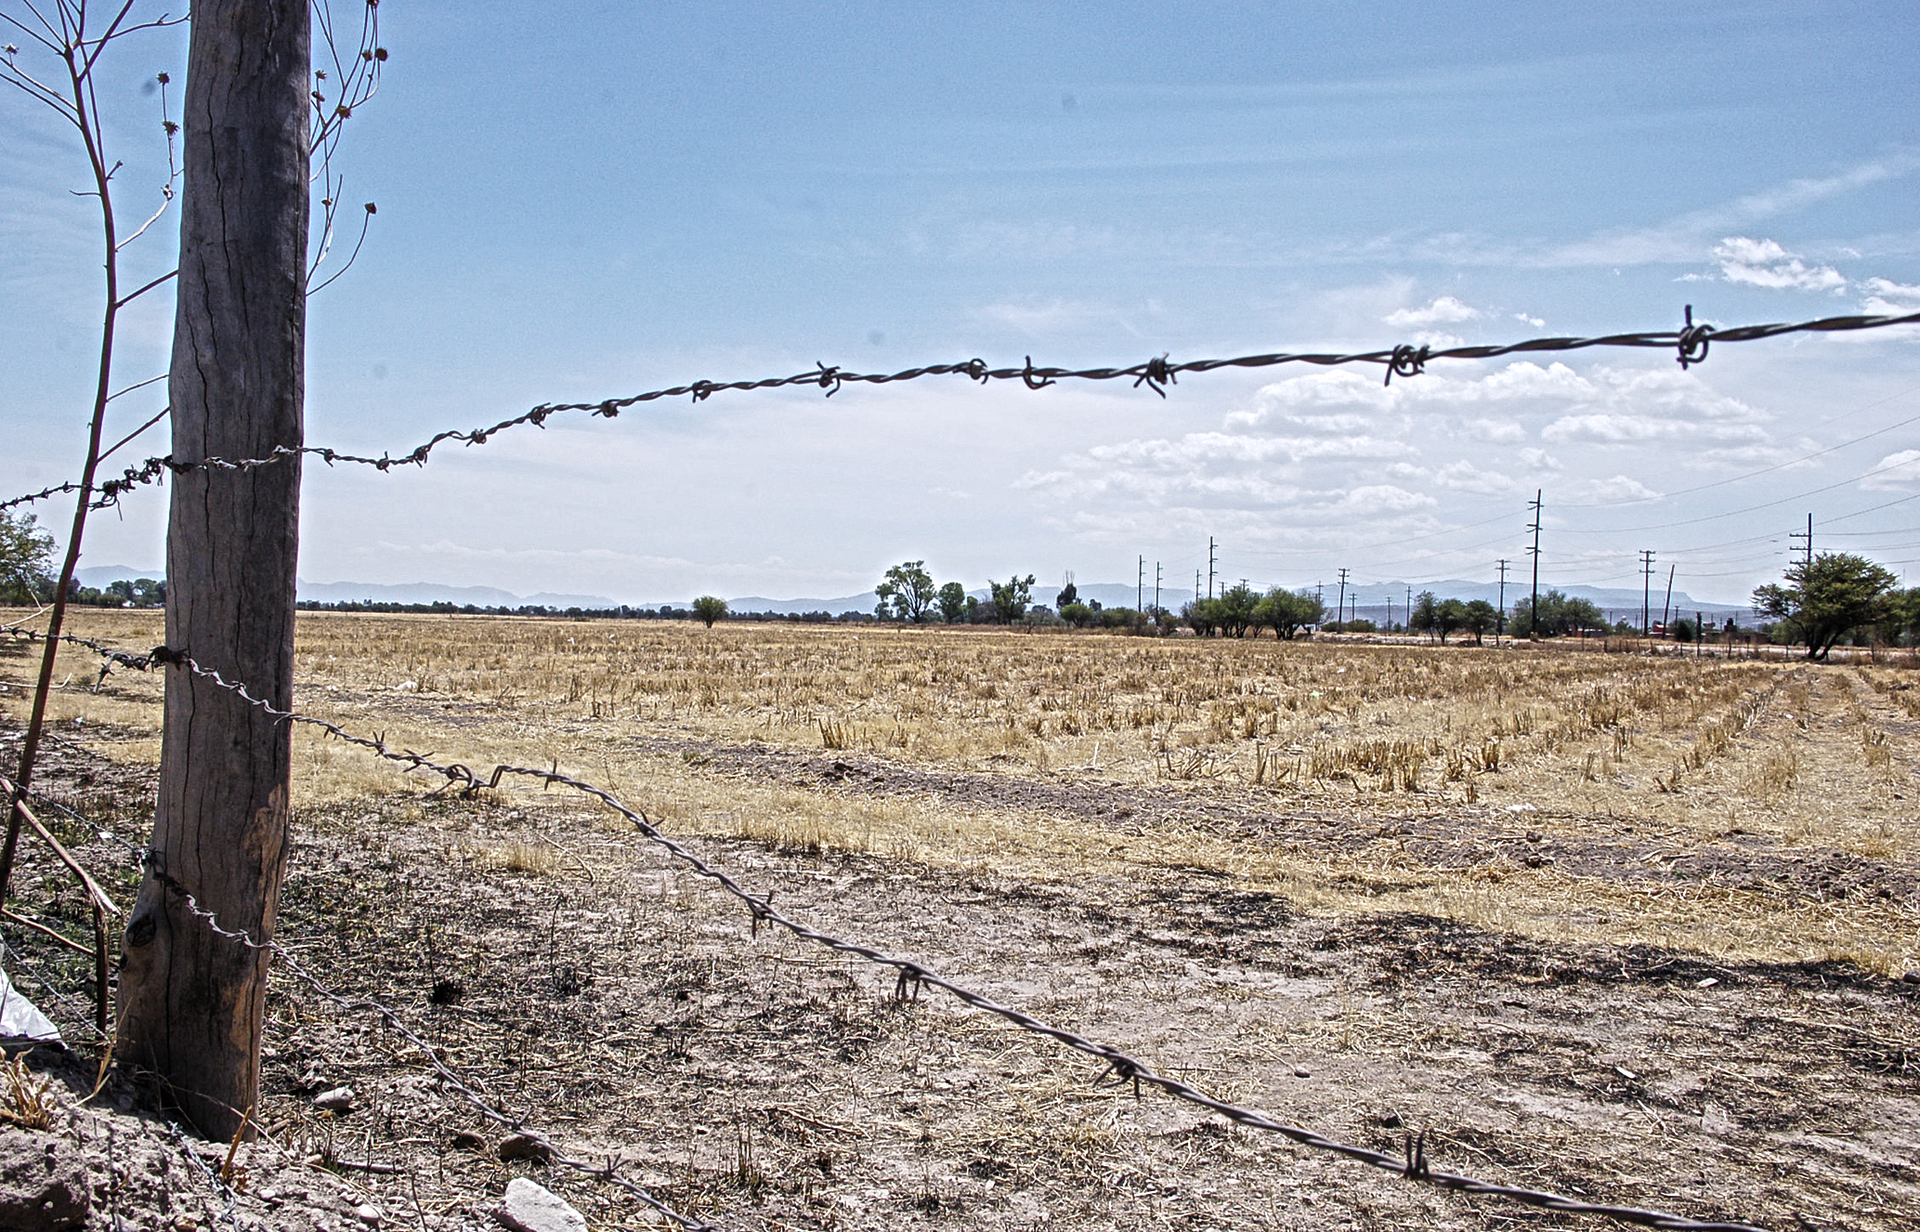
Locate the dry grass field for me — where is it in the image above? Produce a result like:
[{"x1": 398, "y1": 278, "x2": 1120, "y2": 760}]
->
[{"x1": 2, "y1": 610, "x2": 1916, "y2": 1231}]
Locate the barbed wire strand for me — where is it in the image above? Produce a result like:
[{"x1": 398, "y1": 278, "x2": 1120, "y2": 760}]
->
[
  {"x1": 5, "y1": 307, "x2": 1917, "y2": 515},
  {"x1": 4, "y1": 622, "x2": 1774, "y2": 1232}
]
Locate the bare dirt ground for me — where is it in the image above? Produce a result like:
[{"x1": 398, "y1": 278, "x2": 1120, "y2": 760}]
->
[{"x1": 2, "y1": 615, "x2": 1916, "y2": 1232}]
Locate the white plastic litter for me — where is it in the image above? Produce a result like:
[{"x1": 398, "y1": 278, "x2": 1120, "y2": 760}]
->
[{"x1": 0, "y1": 963, "x2": 62, "y2": 1043}]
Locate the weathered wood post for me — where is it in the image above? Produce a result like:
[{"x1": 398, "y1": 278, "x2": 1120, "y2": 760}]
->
[{"x1": 116, "y1": 0, "x2": 309, "y2": 1139}]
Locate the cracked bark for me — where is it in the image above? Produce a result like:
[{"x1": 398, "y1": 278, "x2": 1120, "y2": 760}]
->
[{"x1": 115, "y1": 0, "x2": 309, "y2": 1141}]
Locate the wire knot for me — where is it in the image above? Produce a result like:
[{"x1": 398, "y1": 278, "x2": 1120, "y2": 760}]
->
[
  {"x1": 1097, "y1": 1055, "x2": 1144, "y2": 1097},
  {"x1": 1133, "y1": 353, "x2": 1176, "y2": 398},
  {"x1": 747, "y1": 891, "x2": 775, "y2": 936},
  {"x1": 147, "y1": 645, "x2": 187, "y2": 667},
  {"x1": 1020, "y1": 356, "x2": 1055, "y2": 390},
  {"x1": 1403, "y1": 1129, "x2": 1430, "y2": 1179},
  {"x1": 893, "y1": 963, "x2": 925, "y2": 1002},
  {"x1": 1384, "y1": 344, "x2": 1430, "y2": 386},
  {"x1": 691, "y1": 380, "x2": 716, "y2": 402},
  {"x1": 1677, "y1": 304, "x2": 1713, "y2": 369},
  {"x1": 814, "y1": 362, "x2": 842, "y2": 397},
  {"x1": 964, "y1": 358, "x2": 988, "y2": 383},
  {"x1": 591, "y1": 400, "x2": 620, "y2": 419}
]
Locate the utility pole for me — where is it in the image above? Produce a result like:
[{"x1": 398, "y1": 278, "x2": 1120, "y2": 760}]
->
[
  {"x1": 1154, "y1": 562, "x2": 1161, "y2": 615},
  {"x1": 1207, "y1": 536, "x2": 1217, "y2": 599},
  {"x1": 1526, "y1": 490, "x2": 1543, "y2": 639},
  {"x1": 1788, "y1": 514, "x2": 1812, "y2": 568},
  {"x1": 1661, "y1": 563, "x2": 1676, "y2": 633},
  {"x1": 1695, "y1": 610, "x2": 1703, "y2": 660},
  {"x1": 1495, "y1": 558, "x2": 1510, "y2": 643},
  {"x1": 1137, "y1": 555, "x2": 1144, "y2": 614},
  {"x1": 1386, "y1": 593, "x2": 1394, "y2": 633},
  {"x1": 1195, "y1": 569, "x2": 1202, "y2": 605},
  {"x1": 1639, "y1": 549, "x2": 1656, "y2": 636},
  {"x1": 1336, "y1": 568, "x2": 1349, "y2": 633}
]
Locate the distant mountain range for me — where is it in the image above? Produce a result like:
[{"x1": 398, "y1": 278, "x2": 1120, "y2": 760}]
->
[
  {"x1": 76, "y1": 567, "x2": 621, "y2": 610},
  {"x1": 71, "y1": 566, "x2": 1758, "y2": 622}
]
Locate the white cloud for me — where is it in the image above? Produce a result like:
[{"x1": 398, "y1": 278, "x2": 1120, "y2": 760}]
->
[
  {"x1": 1713, "y1": 236, "x2": 1847, "y2": 293},
  {"x1": 1861, "y1": 449, "x2": 1920, "y2": 490},
  {"x1": 1860, "y1": 277, "x2": 1920, "y2": 315},
  {"x1": 1386, "y1": 460, "x2": 1516, "y2": 495},
  {"x1": 1565, "y1": 475, "x2": 1661, "y2": 502},
  {"x1": 1462, "y1": 417, "x2": 1525, "y2": 443},
  {"x1": 975, "y1": 297, "x2": 1104, "y2": 334},
  {"x1": 1383, "y1": 295, "x2": 1483, "y2": 327}
]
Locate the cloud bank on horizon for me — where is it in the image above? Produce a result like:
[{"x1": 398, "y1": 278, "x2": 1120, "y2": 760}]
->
[{"x1": 3, "y1": 1, "x2": 1917, "y2": 607}]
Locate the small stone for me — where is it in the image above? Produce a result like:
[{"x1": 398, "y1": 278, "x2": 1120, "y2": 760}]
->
[
  {"x1": 449, "y1": 1130, "x2": 486, "y2": 1152},
  {"x1": 1524, "y1": 830, "x2": 1541, "y2": 843},
  {"x1": 495, "y1": 1178, "x2": 587, "y2": 1232},
  {"x1": 0, "y1": 1132, "x2": 90, "y2": 1231},
  {"x1": 497, "y1": 1133, "x2": 554, "y2": 1163},
  {"x1": 1293, "y1": 1066, "x2": 1311, "y2": 1078},
  {"x1": 1903, "y1": 970, "x2": 1920, "y2": 984},
  {"x1": 353, "y1": 1202, "x2": 383, "y2": 1227},
  {"x1": 313, "y1": 1086, "x2": 356, "y2": 1113}
]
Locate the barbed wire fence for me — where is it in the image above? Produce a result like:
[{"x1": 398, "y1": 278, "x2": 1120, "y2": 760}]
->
[
  {"x1": 6, "y1": 306, "x2": 1920, "y2": 516},
  {"x1": 12, "y1": 307, "x2": 1915, "y2": 1228},
  {"x1": 0, "y1": 619, "x2": 1775, "y2": 1232}
]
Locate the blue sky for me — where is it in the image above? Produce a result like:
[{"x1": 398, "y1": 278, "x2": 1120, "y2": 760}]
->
[{"x1": 5, "y1": 0, "x2": 1918, "y2": 604}]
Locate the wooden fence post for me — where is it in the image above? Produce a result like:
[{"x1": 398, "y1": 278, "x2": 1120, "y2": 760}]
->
[{"x1": 115, "y1": 0, "x2": 309, "y2": 1140}]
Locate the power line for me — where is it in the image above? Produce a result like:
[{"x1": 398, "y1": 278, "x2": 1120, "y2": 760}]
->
[
  {"x1": 1558, "y1": 453, "x2": 1920, "y2": 536},
  {"x1": 1558, "y1": 389, "x2": 1920, "y2": 510}
]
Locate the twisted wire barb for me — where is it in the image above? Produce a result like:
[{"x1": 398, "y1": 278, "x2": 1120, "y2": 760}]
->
[
  {"x1": 6, "y1": 307, "x2": 1918, "y2": 513},
  {"x1": 8, "y1": 624, "x2": 1771, "y2": 1232}
]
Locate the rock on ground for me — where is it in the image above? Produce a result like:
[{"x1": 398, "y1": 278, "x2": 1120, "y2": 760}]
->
[{"x1": 495, "y1": 1178, "x2": 587, "y2": 1232}]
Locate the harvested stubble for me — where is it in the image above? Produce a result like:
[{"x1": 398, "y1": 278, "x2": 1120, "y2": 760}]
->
[{"x1": 7, "y1": 609, "x2": 1916, "y2": 975}]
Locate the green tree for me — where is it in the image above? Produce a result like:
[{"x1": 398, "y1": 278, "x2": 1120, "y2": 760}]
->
[
  {"x1": 1753, "y1": 552, "x2": 1899, "y2": 660},
  {"x1": 1461, "y1": 599, "x2": 1498, "y2": 645},
  {"x1": 1434, "y1": 598, "x2": 1468, "y2": 644},
  {"x1": 691, "y1": 595, "x2": 729, "y2": 627},
  {"x1": 1410, "y1": 591, "x2": 1439, "y2": 640},
  {"x1": 1879, "y1": 588, "x2": 1920, "y2": 646},
  {"x1": 1213, "y1": 583, "x2": 1260, "y2": 637},
  {"x1": 0, "y1": 510, "x2": 56, "y2": 604},
  {"x1": 874, "y1": 560, "x2": 938, "y2": 622},
  {"x1": 1254, "y1": 588, "x2": 1323, "y2": 640},
  {"x1": 1183, "y1": 598, "x2": 1219, "y2": 636},
  {"x1": 1059, "y1": 601, "x2": 1096, "y2": 628},
  {"x1": 936, "y1": 581, "x2": 968, "y2": 625},
  {"x1": 987, "y1": 574, "x2": 1036, "y2": 624},
  {"x1": 1507, "y1": 590, "x2": 1605, "y2": 639}
]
